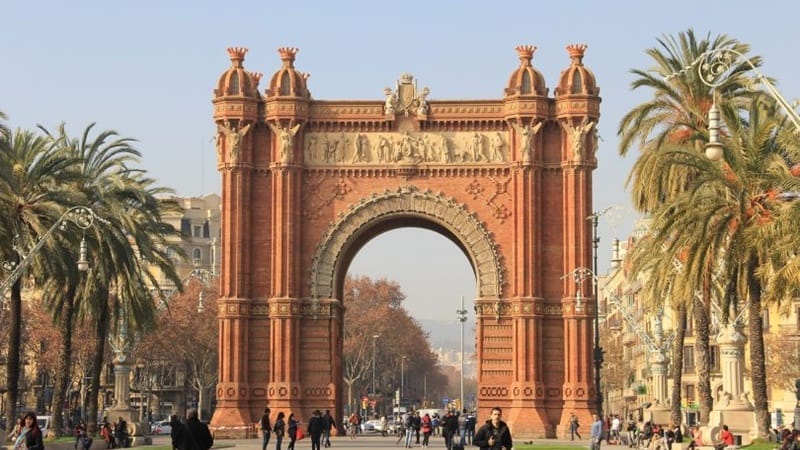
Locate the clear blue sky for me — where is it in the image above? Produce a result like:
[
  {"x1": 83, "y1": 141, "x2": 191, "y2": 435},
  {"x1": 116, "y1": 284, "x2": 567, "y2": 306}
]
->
[{"x1": 3, "y1": 1, "x2": 799, "y2": 321}]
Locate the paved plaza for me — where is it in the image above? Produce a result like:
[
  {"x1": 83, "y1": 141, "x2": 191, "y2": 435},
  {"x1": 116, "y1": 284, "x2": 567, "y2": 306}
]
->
[
  {"x1": 185, "y1": 434, "x2": 585, "y2": 450},
  {"x1": 1, "y1": 432, "x2": 589, "y2": 450}
]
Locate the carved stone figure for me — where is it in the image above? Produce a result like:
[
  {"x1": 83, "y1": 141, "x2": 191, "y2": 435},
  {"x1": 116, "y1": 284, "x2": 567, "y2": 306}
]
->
[
  {"x1": 218, "y1": 120, "x2": 252, "y2": 162},
  {"x1": 490, "y1": 132, "x2": 505, "y2": 162},
  {"x1": 269, "y1": 122, "x2": 302, "y2": 163},
  {"x1": 384, "y1": 88, "x2": 397, "y2": 115},
  {"x1": 417, "y1": 87, "x2": 430, "y2": 115},
  {"x1": 306, "y1": 136, "x2": 318, "y2": 162},
  {"x1": 373, "y1": 135, "x2": 391, "y2": 162},
  {"x1": 351, "y1": 134, "x2": 369, "y2": 163},
  {"x1": 514, "y1": 120, "x2": 543, "y2": 162},
  {"x1": 469, "y1": 133, "x2": 486, "y2": 162},
  {"x1": 439, "y1": 135, "x2": 451, "y2": 163},
  {"x1": 563, "y1": 118, "x2": 595, "y2": 157}
]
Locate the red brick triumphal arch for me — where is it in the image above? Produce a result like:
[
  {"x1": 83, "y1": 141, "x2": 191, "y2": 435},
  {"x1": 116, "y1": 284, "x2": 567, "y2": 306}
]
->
[{"x1": 209, "y1": 44, "x2": 601, "y2": 438}]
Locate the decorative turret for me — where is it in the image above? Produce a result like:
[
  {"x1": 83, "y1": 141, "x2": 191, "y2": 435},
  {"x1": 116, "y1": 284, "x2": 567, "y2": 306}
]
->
[
  {"x1": 214, "y1": 47, "x2": 261, "y2": 98},
  {"x1": 266, "y1": 47, "x2": 311, "y2": 99},
  {"x1": 555, "y1": 44, "x2": 599, "y2": 97},
  {"x1": 504, "y1": 45, "x2": 547, "y2": 97}
]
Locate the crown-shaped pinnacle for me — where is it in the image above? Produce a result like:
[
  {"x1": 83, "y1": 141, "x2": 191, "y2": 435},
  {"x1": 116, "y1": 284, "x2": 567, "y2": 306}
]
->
[
  {"x1": 515, "y1": 45, "x2": 537, "y2": 65},
  {"x1": 278, "y1": 47, "x2": 299, "y2": 68},
  {"x1": 249, "y1": 72, "x2": 263, "y2": 86},
  {"x1": 227, "y1": 47, "x2": 248, "y2": 68},
  {"x1": 566, "y1": 44, "x2": 588, "y2": 65}
]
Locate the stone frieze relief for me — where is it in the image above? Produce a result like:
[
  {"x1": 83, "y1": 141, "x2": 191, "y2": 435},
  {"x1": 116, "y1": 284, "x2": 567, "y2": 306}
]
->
[{"x1": 303, "y1": 131, "x2": 509, "y2": 166}]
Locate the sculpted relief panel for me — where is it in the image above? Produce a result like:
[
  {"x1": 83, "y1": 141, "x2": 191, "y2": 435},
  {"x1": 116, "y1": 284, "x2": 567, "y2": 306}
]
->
[{"x1": 303, "y1": 131, "x2": 509, "y2": 166}]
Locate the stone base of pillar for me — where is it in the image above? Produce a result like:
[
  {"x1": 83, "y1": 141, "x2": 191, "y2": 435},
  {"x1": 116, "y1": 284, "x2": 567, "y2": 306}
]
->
[
  {"x1": 793, "y1": 407, "x2": 800, "y2": 431},
  {"x1": 701, "y1": 407, "x2": 758, "y2": 447},
  {"x1": 645, "y1": 404, "x2": 671, "y2": 426},
  {"x1": 106, "y1": 407, "x2": 151, "y2": 447}
]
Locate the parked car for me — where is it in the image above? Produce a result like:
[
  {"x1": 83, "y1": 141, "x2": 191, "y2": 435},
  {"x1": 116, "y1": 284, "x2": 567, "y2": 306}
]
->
[
  {"x1": 361, "y1": 419, "x2": 381, "y2": 433},
  {"x1": 37, "y1": 416, "x2": 50, "y2": 437},
  {"x1": 150, "y1": 420, "x2": 172, "y2": 435}
]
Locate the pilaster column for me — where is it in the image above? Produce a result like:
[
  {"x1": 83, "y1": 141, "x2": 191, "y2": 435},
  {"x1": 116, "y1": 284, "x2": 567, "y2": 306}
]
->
[{"x1": 717, "y1": 323, "x2": 751, "y2": 410}]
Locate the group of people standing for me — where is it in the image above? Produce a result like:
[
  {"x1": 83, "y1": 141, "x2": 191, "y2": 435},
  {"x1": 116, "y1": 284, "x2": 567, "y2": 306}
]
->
[
  {"x1": 168, "y1": 409, "x2": 214, "y2": 450},
  {"x1": 260, "y1": 407, "x2": 336, "y2": 450}
]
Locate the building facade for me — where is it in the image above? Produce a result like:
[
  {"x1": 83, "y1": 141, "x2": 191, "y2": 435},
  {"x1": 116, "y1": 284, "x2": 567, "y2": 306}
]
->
[{"x1": 599, "y1": 221, "x2": 800, "y2": 428}]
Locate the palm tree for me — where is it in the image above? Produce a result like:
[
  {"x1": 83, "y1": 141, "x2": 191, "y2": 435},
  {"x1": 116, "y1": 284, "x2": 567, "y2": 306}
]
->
[
  {"x1": 632, "y1": 93, "x2": 798, "y2": 437},
  {"x1": 0, "y1": 127, "x2": 79, "y2": 434},
  {"x1": 617, "y1": 29, "x2": 759, "y2": 426},
  {"x1": 39, "y1": 123, "x2": 183, "y2": 432}
]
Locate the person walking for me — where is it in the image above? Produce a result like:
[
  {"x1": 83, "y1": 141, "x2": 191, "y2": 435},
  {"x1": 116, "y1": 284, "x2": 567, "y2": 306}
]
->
[
  {"x1": 15, "y1": 412, "x2": 44, "y2": 450},
  {"x1": 115, "y1": 417, "x2": 130, "y2": 448},
  {"x1": 7, "y1": 417, "x2": 23, "y2": 441},
  {"x1": 590, "y1": 413, "x2": 604, "y2": 450},
  {"x1": 473, "y1": 407, "x2": 512, "y2": 450},
  {"x1": 569, "y1": 412, "x2": 582, "y2": 440},
  {"x1": 307, "y1": 410, "x2": 324, "y2": 450},
  {"x1": 273, "y1": 412, "x2": 286, "y2": 450},
  {"x1": 169, "y1": 414, "x2": 188, "y2": 450},
  {"x1": 260, "y1": 408, "x2": 272, "y2": 450},
  {"x1": 286, "y1": 413, "x2": 298, "y2": 450},
  {"x1": 421, "y1": 413, "x2": 432, "y2": 448},
  {"x1": 185, "y1": 409, "x2": 213, "y2": 450},
  {"x1": 321, "y1": 410, "x2": 335, "y2": 448}
]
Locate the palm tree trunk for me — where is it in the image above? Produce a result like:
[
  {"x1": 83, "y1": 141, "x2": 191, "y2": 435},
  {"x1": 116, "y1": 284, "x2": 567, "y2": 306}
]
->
[
  {"x1": 694, "y1": 294, "x2": 713, "y2": 426},
  {"x1": 87, "y1": 287, "x2": 110, "y2": 432},
  {"x1": 3, "y1": 281, "x2": 22, "y2": 441},
  {"x1": 746, "y1": 259, "x2": 769, "y2": 438},
  {"x1": 50, "y1": 283, "x2": 77, "y2": 437},
  {"x1": 670, "y1": 303, "x2": 688, "y2": 427}
]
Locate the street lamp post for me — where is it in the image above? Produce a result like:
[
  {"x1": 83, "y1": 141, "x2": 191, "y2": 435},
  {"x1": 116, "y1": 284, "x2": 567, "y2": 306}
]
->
[
  {"x1": 667, "y1": 46, "x2": 800, "y2": 159},
  {"x1": 585, "y1": 206, "x2": 620, "y2": 418},
  {"x1": 400, "y1": 355, "x2": 406, "y2": 409},
  {"x1": 456, "y1": 296, "x2": 468, "y2": 411},
  {"x1": 564, "y1": 266, "x2": 601, "y2": 415},
  {"x1": 1, "y1": 206, "x2": 106, "y2": 297},
  {"x1": 372, "y1": 335, "x2": 379, "y2": 396}
]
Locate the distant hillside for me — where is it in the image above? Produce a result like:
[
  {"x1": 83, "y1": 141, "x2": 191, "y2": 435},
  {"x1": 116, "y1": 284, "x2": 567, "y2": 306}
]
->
[{"x1": 418, "y1": 318, "x2": 477, "y2": 351}]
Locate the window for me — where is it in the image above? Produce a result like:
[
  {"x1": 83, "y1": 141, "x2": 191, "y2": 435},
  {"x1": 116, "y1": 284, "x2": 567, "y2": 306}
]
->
[
  {"x1": 521, "y1": 71, "x2": 531, "y2": 94},
  {"x1": 683, "y1": 346, "x2": 695, "y2": 373},
  {"x1": 709, "y1": 345, "x2": 720, "y2": 372},
  {"x1": 571, "y1": 71, "x2": 583, "y2": 94},
  {"x1": 686, "y1": 315, "x2": 694, "y2": 337},
  {"x1": 684, "y1": 384, "x2": 695, "y2": 402},
  {"x1": 229, "y1": 72, "x2": 239, "y2": 94},
  {"x1": 762, "y1": 309, "x2": 769, "y2": 331},
  {"x1": 192, "y1": 248, "x2": 202, "y2": 266},
  {"x1": 193, "y1": 225, "x2": 202, "y2": 238},
  {"x1": 796, "y1": 305, "x2": 800, "y2": 331},
  {"x1": 280, "y1": 73, "x2": 291, "y2": 95}
]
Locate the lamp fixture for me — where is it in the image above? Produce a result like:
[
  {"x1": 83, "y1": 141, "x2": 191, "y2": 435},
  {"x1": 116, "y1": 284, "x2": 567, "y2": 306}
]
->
[{"x1": 77, "y1": 236, "x2": 90, "y2": 272}]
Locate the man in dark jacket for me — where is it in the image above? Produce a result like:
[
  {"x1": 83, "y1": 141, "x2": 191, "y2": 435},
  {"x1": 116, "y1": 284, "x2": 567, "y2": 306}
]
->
[
  {"x1": 185, "y1": 409, "x2": 213, "y2": 450},
  {"x1": 473, "y1": 407, "x2": 512, "y2": 450},
  {"x1": 307, "y1": 410, "x2": 325, "y2": 450},
  {"x1": 169, "y1": 414, "x2": 189, "y2": 450}
]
